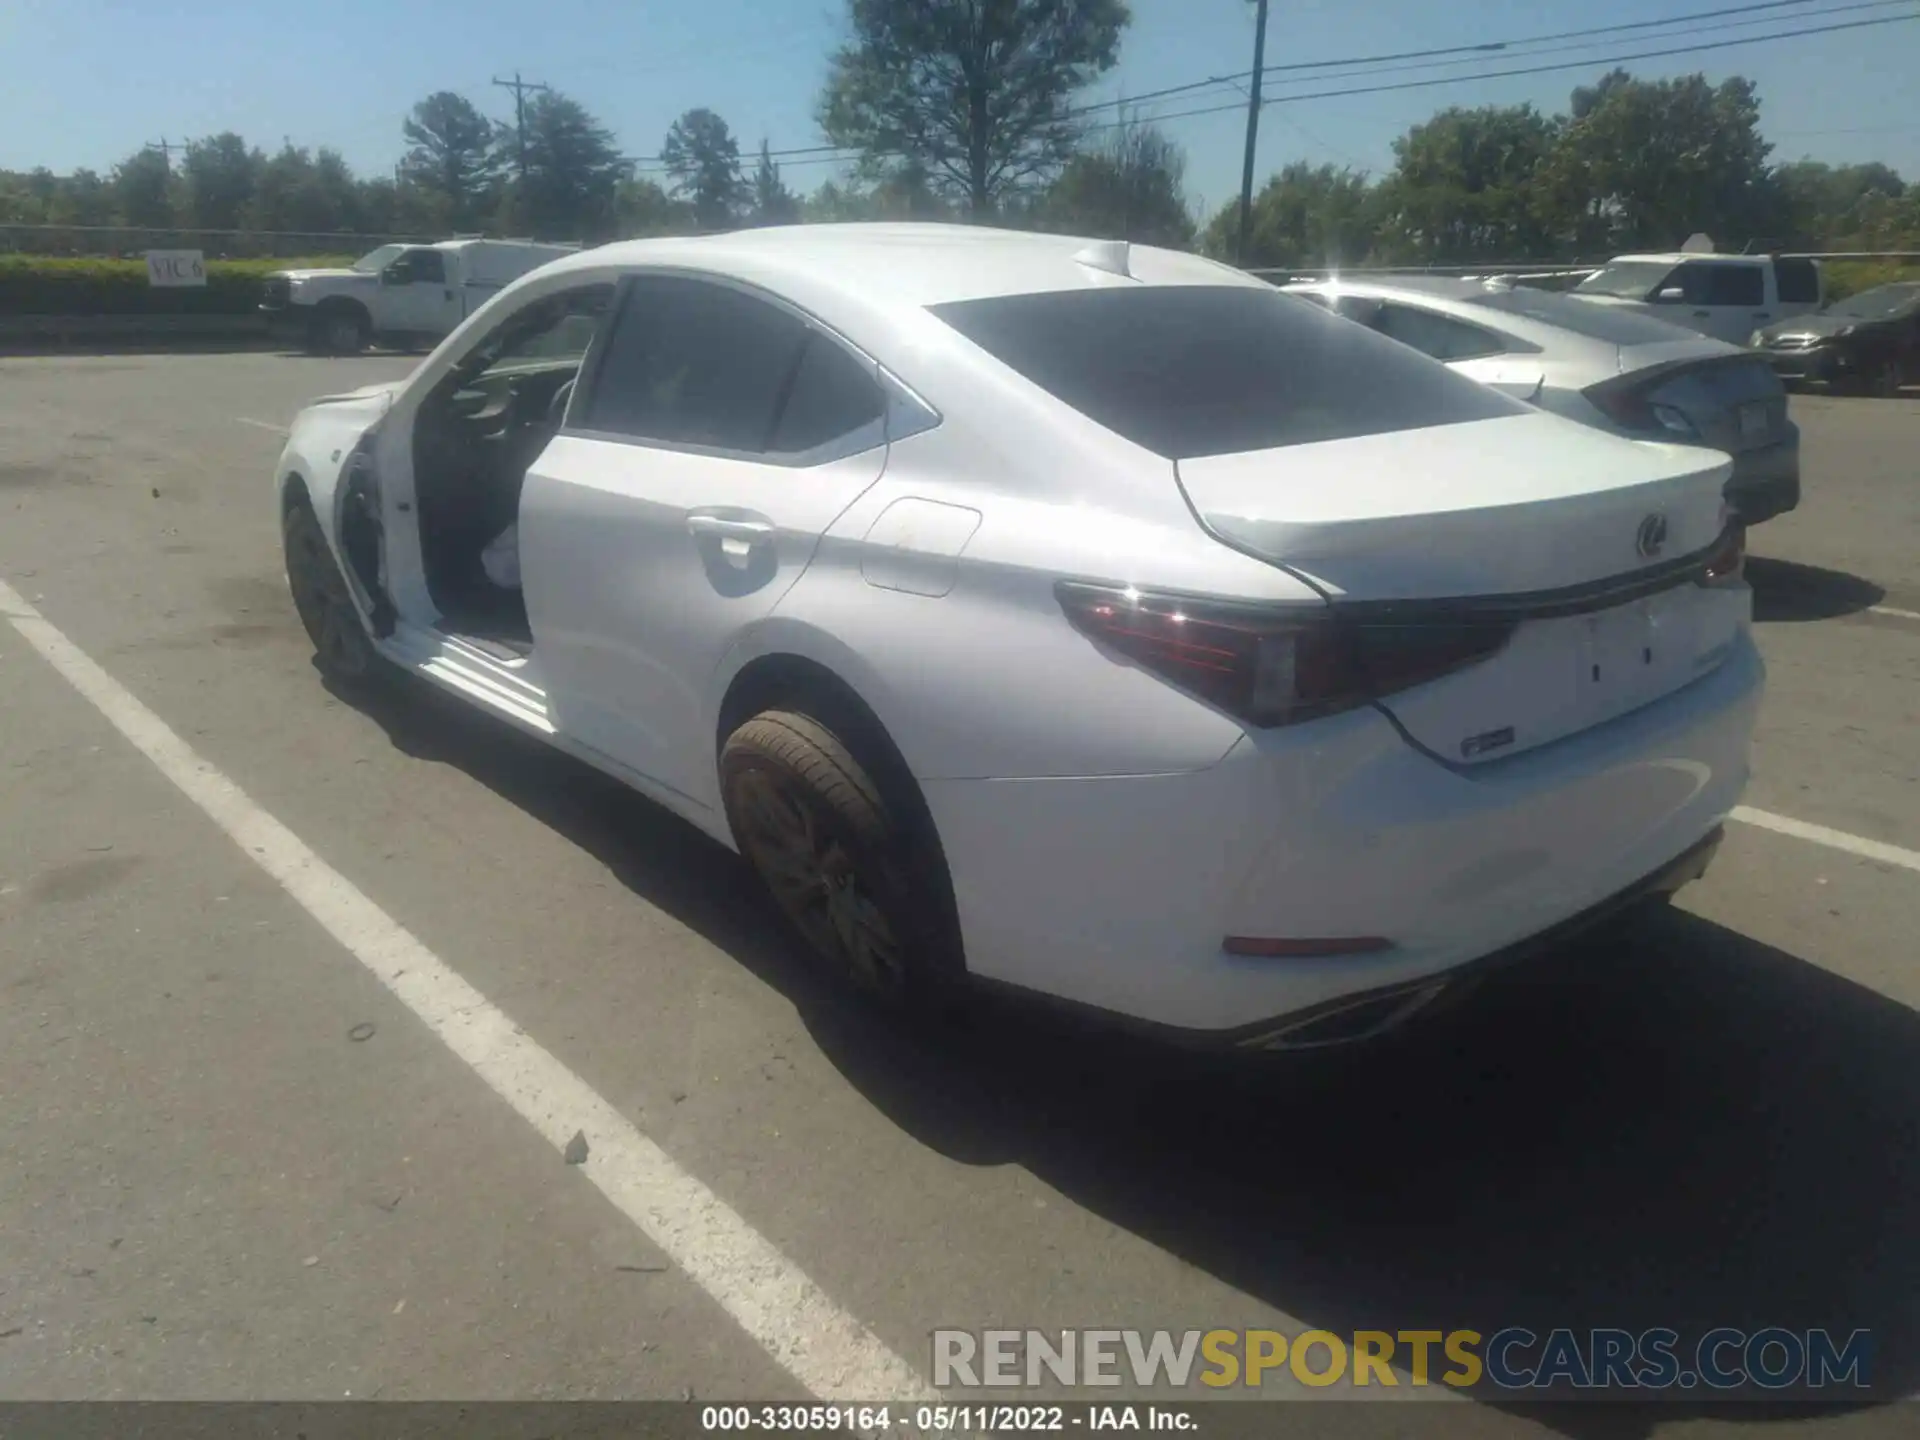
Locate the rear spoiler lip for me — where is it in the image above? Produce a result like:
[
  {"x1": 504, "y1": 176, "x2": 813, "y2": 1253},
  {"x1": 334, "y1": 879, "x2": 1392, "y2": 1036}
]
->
[
  {"x1": 1590, "y1": 348, "x2": 1778, "y2": 390},
  {"x1": 1187, "y1": 516, "x2": 1739, "y2": 625}
]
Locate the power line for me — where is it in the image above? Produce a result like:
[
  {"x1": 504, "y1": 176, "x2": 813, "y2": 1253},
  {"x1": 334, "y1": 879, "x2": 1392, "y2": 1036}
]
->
[
  {"x1": 625, "y1": 0, "x2": 1901, "y2": 175},
  {"x1": 1077, "y1": 8, "x2": 1920, "y2": 135},
  {"x1": 1253, "y1": 0, "x2": 1915, "y2": 87}
]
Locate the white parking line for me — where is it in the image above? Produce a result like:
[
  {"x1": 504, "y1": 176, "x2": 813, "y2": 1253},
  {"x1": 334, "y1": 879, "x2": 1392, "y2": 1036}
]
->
[
  {"x1": 0, "y1": 575, "x2": 930, "y2": 1406},
  {"x1": 236, "y1": 417, "x2": 289, "y2": 435},
  {"x1": 1868, "y1": 604, "x2": 1920, "y2": 623},
  {"x1": 1731, "y1": 806, "x2": 1920, "y2": 875}
]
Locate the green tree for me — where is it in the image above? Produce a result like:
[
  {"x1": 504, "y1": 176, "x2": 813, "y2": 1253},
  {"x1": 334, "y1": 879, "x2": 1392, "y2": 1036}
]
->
[
  {"x1": 660, "y1": 109, "x2": 748, "y2": 230},
  {"x1": 750, "y1": 140, "x2": 801, "y2": 226},
  {"x1": 819, "y1": 0, "x2": 1130, "y2": 216},
  {"x1": 47, "y1": 168, "x2": 115, "y2": 227},
  {"x1": 618, "y1": 176, "x2": 696, "y2": 235},
  {"x1": 1537, "y1": 71, "x2": 1775, "y2": 254},
  {"x1": 111, "y1": 147, "x2": 175, "y2": 228},
  {"x1": 1373, "y1": 104, "x2": 1559, "y2": 263},
  {"x1": 401, "y1": 91, "x2": 505, "y2": 229},
  {"x1": 1201, "y1": 161, "x2": 1379, "y2": 269},
  {"x1": 179, "y1": 132, "x2": 261, "y2": 232},
  {"x1": 1036, "y1": 123, "x2": 1192, "y2": 247},
  {"x1": 505, "y1": 91, "x2": 630, "y2": 240},
  {"x1": 1771, "y1": 159, "x2": 1906, "y2": 249}
]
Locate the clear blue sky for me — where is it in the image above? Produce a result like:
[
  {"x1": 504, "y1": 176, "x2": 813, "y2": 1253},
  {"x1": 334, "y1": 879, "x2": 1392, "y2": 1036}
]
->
[{"x1": 3, "y1": 0, "x2": 1917, "y2": 219}]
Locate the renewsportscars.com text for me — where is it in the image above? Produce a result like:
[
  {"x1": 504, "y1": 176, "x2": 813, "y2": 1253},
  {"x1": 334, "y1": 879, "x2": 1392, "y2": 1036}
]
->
[{"x1": 931, "y1": 1327, "x2": 1874, "y2": 1392}]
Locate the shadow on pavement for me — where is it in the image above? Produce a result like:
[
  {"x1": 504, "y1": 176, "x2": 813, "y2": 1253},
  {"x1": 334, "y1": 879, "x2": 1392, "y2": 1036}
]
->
[
  {"x1": 1747, "y1": 557, "x2": 1886, "y2": 623},
  {"x1": 338, "y1": 669, "x2": 1917, "y2": 1438}
]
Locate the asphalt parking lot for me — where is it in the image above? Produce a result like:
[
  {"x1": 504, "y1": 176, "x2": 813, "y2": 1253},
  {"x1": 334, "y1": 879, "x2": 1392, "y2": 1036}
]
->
[{"x1": 0, "y1": 352, "x2": 1916, "y2": 1435}]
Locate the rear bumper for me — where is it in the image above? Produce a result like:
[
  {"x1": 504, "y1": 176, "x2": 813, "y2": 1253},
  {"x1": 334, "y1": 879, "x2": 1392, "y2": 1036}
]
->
[
  {"x1": 924, "y1": 631, "x2": 1763, "y2": 1042},
  {"x1": 1725, "y1": 432, "x2": 1800, "y2": 524}
]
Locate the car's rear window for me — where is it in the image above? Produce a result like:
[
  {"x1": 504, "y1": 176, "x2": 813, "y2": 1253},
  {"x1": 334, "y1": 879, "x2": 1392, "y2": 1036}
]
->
[
  {"x1": 927, "y1": 285, "x2": 1521, "y2": 460},
  {"x1": 1466, "y1": 285, "x2": 1704, "y2": 346}
]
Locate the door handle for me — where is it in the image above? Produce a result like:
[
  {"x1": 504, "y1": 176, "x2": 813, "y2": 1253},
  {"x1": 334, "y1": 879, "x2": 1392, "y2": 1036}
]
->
[
  {"x1": 686, "y1": 514, "x2": 774, "y2": 543},
  {"x1": 1752, "y1": 312, "x2": 1771, "y2": 319},
  {"x1": 687, "y1": 512, "x2": 775, "y2": 564},
  {"x1": 1692, "y1": 310, "x2": 1712, "y2": 319}
]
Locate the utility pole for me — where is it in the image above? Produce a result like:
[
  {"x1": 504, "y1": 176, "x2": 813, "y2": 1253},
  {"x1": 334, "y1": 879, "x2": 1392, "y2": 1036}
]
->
[
  {"x1": 145, "y1": 138, "x2": 185, "y2": 168},
  {"x1": 1235, "y1": 0, "x2": 1269, "y2": 266},
  {"x1": 492, "y1": 72, "x2": 551, "y2": 177}
]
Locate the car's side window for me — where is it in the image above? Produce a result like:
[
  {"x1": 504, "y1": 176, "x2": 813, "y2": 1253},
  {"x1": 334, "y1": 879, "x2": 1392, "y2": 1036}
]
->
[
  {"x1": 580, "y1": 275, "x2": 886, "y2": 462},
  {"x1": 388, "y1": 249, "x2": 447, "y2": 286},
  {"x1": 1774, "y1": 258, "x2": 1819, "y2": 305},
  {"x1": 582, "y1": 276, "x2": 807, "y2": 454},
  {"x1": 769, "y1": 333, "x2": 885, "y2": 455},
  {"x1": 1673, "y1": 262, "x2": 1763, "y2": 308},
  {"x1": 1371, "y1": 303, "x2": 1506, "y2": 361},
  {"x1": 457, "y1": 284, "x2": 614, "y2": 383}
]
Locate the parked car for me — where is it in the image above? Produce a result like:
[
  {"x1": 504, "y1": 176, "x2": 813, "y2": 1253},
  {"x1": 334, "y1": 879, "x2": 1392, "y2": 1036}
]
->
[
  {"x1": 1568, "y1": 251, "x2": 1823, "y2": 346},
  {"x1": 274, "y1": 225, "x2": 1760, "y2": 1052},
  {"x1": 260, "y1": 238, "x2": 578, "y2": 356},
  {"x1": 1750, "y1": 281, "x2": 1920, "y2": 396},
  {"x1": 1283, "y1": 275, "x2": 1800, "y2": 524}
]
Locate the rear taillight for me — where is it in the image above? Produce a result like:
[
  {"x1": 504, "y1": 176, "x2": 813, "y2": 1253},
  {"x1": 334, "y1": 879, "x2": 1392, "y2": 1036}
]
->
[
  {"x1": 1586, "y1": 385, "x2": 1695, "y2": 437},
  {"x1": 1055, "y1": 582, "x2": 1514, "y2": 728},
  {"x1": 1699, "y1": 525, "x2": 1746, "y2": 587}
]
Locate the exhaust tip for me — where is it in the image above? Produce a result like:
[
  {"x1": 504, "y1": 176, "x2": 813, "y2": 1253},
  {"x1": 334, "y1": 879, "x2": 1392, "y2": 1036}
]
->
[{"x1": 1239, "y1": 979, "x2": 1452, "y2": 1052}]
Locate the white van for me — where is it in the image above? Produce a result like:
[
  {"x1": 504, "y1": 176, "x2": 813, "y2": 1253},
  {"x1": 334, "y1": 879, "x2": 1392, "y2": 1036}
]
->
[{"x1": 1569, "y1": 252, "x2": 1824, "y2": 346}]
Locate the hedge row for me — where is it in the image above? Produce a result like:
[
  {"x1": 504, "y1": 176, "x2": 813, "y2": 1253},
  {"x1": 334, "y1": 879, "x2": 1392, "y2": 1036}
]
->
[{"x1": 0, "y1": 255, "x2": 356, "y2": 316}]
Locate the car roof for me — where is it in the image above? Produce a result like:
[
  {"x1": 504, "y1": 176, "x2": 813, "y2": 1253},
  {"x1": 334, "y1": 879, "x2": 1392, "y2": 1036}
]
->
[
  {"x1": 1282, "y1": 275, "x2": 1738, "y2": 356},
  {"x1": 1607, "y1": 252, "x2": 1769, "y2": 266},
  {"x1": 538, "y1": 222, "x2": 1261, "y2": 308}
]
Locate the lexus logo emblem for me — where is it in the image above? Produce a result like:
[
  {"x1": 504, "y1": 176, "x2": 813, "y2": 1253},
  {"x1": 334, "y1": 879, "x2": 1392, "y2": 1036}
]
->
[{"x1": 1635, "y1": 513, "x2": 1669, "y2": 559}]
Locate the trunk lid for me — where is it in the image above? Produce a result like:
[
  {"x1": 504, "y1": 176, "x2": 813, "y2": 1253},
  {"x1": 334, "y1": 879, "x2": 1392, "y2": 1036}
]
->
[
  {"x1": 1595, "y1": 345, "x2": 1791, "y2": 454},
  {"x1": 1175, "y1": 411, "x2": 1746, "y2": 764}
]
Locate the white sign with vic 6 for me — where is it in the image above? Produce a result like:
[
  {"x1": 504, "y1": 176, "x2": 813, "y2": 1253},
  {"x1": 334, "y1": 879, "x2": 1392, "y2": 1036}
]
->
[{"x1": 146, "y1": 250, "x2": 206, "y2": 287}]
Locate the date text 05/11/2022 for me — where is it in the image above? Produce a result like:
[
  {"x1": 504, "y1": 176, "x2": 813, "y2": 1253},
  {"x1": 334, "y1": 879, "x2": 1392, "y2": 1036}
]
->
[{"x1": 698, "y1": 1405, "x2": 1195, "y2": 1433}]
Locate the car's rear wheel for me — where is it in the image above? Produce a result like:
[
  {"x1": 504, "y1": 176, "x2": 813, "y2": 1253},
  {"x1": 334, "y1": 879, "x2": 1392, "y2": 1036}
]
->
[
  {"x1": 1870, "y1": 358, "x2": 1904, "y2": 398},
  {"x1": 721, "y1": 706, "x2": 958, "y2": 1008},
  {"x1": 283, "y1": 497, "x2": 379, "y2": 687}
]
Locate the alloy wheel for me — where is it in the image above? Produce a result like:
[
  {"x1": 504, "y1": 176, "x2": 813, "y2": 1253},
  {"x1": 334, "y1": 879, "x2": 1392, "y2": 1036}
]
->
[
  {"x1": 285, "y1": 508, "x2": 373, "y2": 682},
  {"x1": 731, "y1": 768, "x2": 907, "y2": 995}
]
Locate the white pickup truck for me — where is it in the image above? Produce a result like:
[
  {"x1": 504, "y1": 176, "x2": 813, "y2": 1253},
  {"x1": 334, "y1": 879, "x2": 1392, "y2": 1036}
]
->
[
  {"x1": 260, "y1": 238, "x2": 577, "y2": 355},
  {"x1": 1568, "y1": 250, "x2": 1824, "y2": 347}
]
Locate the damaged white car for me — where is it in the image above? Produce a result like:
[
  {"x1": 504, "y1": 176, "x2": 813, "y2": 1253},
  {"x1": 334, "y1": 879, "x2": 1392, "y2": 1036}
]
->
[{"x1": 275, "y1": 224, "x2": 1761, "y2": 1050}]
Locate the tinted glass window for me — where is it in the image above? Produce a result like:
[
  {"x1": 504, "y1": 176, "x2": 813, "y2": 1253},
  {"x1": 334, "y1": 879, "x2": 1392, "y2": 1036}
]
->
[
  {"x1": 1371, "y1": 303, "x2": 1507, "y2": 361},
  {"x1": 390, "y1": 249, "x2": 446, "y2": 284},
  {"x1": 1775, "y1": 258, "x2": 1820, "y2": 304},
  {"x1": 1676, "y1": 262, "x2": 1764, "y2": 308},
  {"x1": 1830, "y1": 282, "x2": 1920, "y2": 320},
  {"x1": 770, "y1": 333, "x2": 885, "y2": 454},
  {"x1": 460, "y1": 284, "x2": 613, "y2": 383},
  {"x1": 584, "y1": 277, "x2": 808, "y2": 452},
  {"x1": 929, "y1": 286, "x2": 1521, "y2": 460}
]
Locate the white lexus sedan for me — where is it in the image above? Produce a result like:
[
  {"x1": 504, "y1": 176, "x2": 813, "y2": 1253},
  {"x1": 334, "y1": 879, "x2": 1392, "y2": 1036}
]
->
[{"x1": 274, "y1": 224, "x2": 1761, "y2": 1051}]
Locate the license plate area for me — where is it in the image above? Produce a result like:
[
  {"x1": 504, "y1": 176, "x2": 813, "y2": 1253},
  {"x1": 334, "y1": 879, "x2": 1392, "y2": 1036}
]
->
[
  {"x1": 1578, "y1": 590, "x2": 1705, "y2": 716},
  {"x1": 1737, "y1": 400, "x2": 1770, "y2": 439}
]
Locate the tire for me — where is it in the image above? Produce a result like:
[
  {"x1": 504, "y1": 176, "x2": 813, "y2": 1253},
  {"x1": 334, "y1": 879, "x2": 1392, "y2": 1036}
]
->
[
  {"x1": 308, "y1": 304, "x2": 369, "y2": 356},
  {"x1": 283, "y1": 497, "x2": 381, "y2": 688},
  {"x1": 721, "y1": 706, "x2": 959, "y2": 1008},
  {"x1": 1870, "y1": 359, "x2": 1903, "y2": 399}
]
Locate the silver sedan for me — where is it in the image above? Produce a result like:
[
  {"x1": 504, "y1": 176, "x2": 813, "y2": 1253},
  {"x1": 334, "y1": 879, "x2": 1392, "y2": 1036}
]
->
[{"x1": 1283, "y1": 276, "x2": 1801, "y2": 524}]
